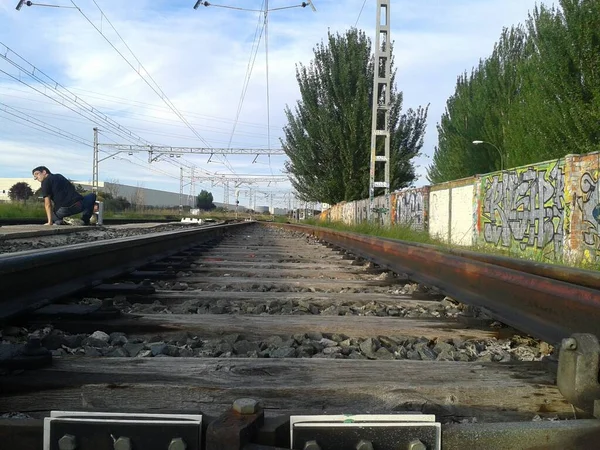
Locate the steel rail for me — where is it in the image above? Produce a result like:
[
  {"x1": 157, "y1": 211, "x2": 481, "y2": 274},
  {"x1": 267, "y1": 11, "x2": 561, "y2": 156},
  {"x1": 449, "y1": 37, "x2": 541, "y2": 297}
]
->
[
  {"x1": 0, "y1": 218, "x2": 180, "y2": 226},
  {"x1": 0, "y1": 222, "x2": 252, "y2": 323},
  {"x1": 273, "y1": 223, "x2": 600, "y2": 344}
]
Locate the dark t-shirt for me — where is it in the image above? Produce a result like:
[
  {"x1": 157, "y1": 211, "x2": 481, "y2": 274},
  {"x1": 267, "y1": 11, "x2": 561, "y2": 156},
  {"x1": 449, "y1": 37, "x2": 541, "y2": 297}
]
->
[{"x1": 41, "y1": 174, "x2": 83, "y2": 210}]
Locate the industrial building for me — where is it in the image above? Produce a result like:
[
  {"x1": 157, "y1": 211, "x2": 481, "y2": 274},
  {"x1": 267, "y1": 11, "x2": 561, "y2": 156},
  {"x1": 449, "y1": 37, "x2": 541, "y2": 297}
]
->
[
  {"x1": 0, "y1": 178, "x2": 186, "y2": 207},
  {"x1": 0, "y1": 178, "x2": 286, "y2": 214}
]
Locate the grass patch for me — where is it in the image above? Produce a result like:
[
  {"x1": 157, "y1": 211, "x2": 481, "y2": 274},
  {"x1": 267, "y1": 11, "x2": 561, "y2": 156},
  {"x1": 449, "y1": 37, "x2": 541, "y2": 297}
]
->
[
  {"x1": 304, "y1": 218, "x2": 443, "y2": 246},
  {"x1": 0, "y1": 202, "x2": 284, "y2": 222},
  {"x1": 0, "y1": 202, "x2": 45, "y2": 218}
]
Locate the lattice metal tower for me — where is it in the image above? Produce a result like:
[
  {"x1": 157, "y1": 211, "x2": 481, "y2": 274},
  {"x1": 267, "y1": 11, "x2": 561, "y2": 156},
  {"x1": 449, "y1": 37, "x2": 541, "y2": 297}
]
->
[
  {"x1": 92, "y1": 127, "x2": 99, "y2": 193},
  {"x1": 223, "y1": 181, "x2": 230, "y2": 206},
  {"x1": 179, "y1": 167, "x2": 184, "y2": 212},
  {"x1": 368, "y1": 0, "x2": 392, "y2": 220}
]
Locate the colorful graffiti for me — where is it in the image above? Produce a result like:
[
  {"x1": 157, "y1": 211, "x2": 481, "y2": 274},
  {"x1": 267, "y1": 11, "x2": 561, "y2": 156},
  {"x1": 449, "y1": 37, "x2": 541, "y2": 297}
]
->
[
  {"x1": 395, "y1": 189, "x2": 427, "y2": 231},
  {"x1": 318, "y1": 152, "x2": 600, "y2": 263},
  {"x1": 578, "y1": 171, "x2": 600, "y2": 261},
  {"x1": 479, "y1": 161, "x2": 565, "y2": 257}
]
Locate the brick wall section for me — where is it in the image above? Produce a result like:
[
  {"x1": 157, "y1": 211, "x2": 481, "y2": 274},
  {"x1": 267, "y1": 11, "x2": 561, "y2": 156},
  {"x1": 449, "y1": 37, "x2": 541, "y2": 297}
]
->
[{"x1": 564, "y1": 153, "x2": 600, "y2": 263}]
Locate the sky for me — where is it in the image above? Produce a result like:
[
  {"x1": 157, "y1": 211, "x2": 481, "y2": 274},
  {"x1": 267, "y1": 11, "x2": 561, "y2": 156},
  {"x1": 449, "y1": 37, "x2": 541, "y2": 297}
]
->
[{"x1": 0, "y1": 0, "x2": 555, "y2": 208}]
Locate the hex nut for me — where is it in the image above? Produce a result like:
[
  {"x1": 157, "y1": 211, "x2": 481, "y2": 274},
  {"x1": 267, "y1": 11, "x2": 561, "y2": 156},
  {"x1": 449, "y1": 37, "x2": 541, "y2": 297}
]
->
[
  {"x1": 168, "y1": 437, "x2": 188, "y2": 450},
  {"x1": 408, "y1": 439, "x2": 427, "y2": 450},
  {"x1": 232, "y1": 398, "x2": 259, "y2": 414},
  {"x1": 303, "y1": 440, "x2": 321, "y2": 450},
  {"x1": 114, "y1": 436, "x2": 132, "y2": 450},
  {"x1": 562, "y1": 337, "x2": 577, "y2": 351},
  {"x1": 356, "y1": 439, "x2": 374, "y2": 450},
  {"x1": 58, "y1": 434, "x2": 77, "y2": 450}
]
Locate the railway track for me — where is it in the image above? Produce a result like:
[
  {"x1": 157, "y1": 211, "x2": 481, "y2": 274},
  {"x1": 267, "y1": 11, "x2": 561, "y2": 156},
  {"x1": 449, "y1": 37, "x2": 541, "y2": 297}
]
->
[{"x1": 1, "y1": 222, "x2": 600, "y2": 449}]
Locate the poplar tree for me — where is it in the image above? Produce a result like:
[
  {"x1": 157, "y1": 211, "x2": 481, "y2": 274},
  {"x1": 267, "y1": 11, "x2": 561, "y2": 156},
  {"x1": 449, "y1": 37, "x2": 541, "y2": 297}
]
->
[
  {"x1": 282, "y1": 29, "x2": 428, "y2": 204},
  {"x1": 428, "y1": 26, "x2": 528, "y2": 183},
  {"x1": 428, "y1": 0, "x2": 600, "y2": 183}
]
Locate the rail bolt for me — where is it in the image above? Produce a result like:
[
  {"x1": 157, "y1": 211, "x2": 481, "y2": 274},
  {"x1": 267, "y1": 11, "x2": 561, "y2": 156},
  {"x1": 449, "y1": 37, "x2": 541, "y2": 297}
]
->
[
  {"x1": 232, "y1": 398, "x2": 259, "y2": 414},
  {"x1": 58, "y1": 434, "x2": 77, "y2": 450},
  {"x1": 113, "y1": 436, "x2": 131, "y2": 450},
  {"x1": 168, "y1": 437, "x2": 187, "y2": 450},
  {"x1": 562, "y1": 337, "x2": 577, "y2": 351},
  {"x1": 408, "y1": 439, "x2": 427, "y2": 450},
  {"x1": 102, "y1": 298, "x2": 114, "y2": 309},
  {"x1": 303, "y1": 440, "x2": 321, "y2": 450},
  {"x1": 26, "y1": 337, "x2": 41, "y2": 349},
  {"x1": 356, "y1": 439, "x2": 374, "y2": 450}
]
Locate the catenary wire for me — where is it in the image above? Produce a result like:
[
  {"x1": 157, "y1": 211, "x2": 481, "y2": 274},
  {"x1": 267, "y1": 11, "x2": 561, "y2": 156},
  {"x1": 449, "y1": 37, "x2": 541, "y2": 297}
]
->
[
  {"x1": 227, "y1": 1, "x2": 266, "y2": 149},
  {"x1": 355, "y1": 0, "x2": 367, "y2": 27},
  {"x1": 72, "y1": 0, "x2": 211, "y2": 148}
]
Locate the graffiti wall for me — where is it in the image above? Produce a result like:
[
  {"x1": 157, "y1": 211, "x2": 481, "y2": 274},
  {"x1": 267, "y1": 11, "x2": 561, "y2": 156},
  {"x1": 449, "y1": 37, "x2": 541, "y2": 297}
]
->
[
  {"x1": 394, "y1": 187, "x2": 429, "y2": 231},
  {"x1": 564, "y1": 153, "x2": 600, "y2": 263},
  {"x1": 317, "y1": 153, "x2": 600, "y2": 264},
  {"x1": 476, "y1": 160, "x2": 566, "y2": 260}
]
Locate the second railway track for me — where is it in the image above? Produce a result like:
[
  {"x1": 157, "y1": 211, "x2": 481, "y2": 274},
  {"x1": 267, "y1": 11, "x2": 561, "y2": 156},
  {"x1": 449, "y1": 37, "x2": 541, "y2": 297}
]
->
[{"x1": 1, "y1": 222, "x2": 600, "y2": 449}]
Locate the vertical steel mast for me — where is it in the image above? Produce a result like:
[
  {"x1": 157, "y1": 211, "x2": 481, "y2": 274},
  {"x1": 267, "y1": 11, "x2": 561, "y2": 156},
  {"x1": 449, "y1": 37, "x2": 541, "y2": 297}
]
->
[
  {"x1": 92, "y1": 127, "x2": 99, "y2": 193},
  {"x1": 368, "y1": 1, "x2": 391, "y2": 221}
]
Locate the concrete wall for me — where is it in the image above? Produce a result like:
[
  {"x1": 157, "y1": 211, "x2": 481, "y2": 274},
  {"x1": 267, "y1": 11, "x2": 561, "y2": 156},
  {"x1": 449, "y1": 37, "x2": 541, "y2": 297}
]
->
[
  {"x1": 428, "y1": 178, "x2": 476, "y2": 245},
  {"x1": 317, "y1": 152, "x2": 600, "y2": 263},
  {"x1": 474, "y1": 159, "x2": 565, "y2": 260},
  {"x1": 451, "y1": 184, "x2": 476, "y2": 246},
  {"x1": 394, "y1": 187, "x2": 429, "y2": 231},
  {"x1": 471, "y1": 153, "x2": 600, "y2": 263},
  {"x1": 428, "y1": 187, "x2": 450, "y2": 242}
]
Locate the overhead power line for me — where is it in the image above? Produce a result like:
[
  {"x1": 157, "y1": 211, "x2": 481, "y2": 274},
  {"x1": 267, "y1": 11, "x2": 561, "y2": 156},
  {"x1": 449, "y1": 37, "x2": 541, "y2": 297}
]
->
[
  {"x1": 197, "y1": 0, "x2": 315, "y2": 171},
  {"x1": 69, "y1": 1, "x2": 243, "y2": 173},
  {"x1": 0, "y1": 102, "x2": 92, "y2": 147},
  {"x1": 227, "y1": 1, "x2": 266, "y2": 149},
  {"x1": 0, "y1": 42, "x2": 151, "y2": 146},
  {"x1": 0, "y1": 77, "x2": 285, "y2": 131},
  {"x1": 355, "y1": 0, "x2": 368, "y2": 27},
  {"x1": 0, "y1": 91, "x2": 282, "y2": 143},
  {"x1": 193, "y1": 1, "x2": 314, "y2": 13}
]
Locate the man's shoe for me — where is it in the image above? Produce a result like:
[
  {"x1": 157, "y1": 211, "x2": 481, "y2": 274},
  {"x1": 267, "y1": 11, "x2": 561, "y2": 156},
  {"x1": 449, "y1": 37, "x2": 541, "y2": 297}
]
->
[{"x1": 63, "y1": 217, "x2": 84, "y2": 226}]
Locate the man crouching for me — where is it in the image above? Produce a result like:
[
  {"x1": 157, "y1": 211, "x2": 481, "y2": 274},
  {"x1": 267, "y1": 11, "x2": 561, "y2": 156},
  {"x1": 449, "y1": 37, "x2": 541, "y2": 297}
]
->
[{"x1": 32, "y1": 166, "x2": 96, "y2": 226}]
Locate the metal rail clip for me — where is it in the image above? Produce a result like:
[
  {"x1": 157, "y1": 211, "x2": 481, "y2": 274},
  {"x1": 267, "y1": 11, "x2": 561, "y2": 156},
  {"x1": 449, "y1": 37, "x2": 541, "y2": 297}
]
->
[
  {"x1": 290, "y1": 414, "x2": 441, "y2": 450},
  {"x1": 43, "y1": 411, "x2": 202, "y2": 450},
  {"x1": 557, "y1": 333, "x2": 600, "y2": 415}
]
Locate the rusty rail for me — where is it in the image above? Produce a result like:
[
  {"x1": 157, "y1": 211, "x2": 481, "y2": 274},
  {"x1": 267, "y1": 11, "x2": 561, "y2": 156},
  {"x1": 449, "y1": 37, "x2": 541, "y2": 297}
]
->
[{"x1": 272, "y1": 223, "x2": 600, "y2": 344}]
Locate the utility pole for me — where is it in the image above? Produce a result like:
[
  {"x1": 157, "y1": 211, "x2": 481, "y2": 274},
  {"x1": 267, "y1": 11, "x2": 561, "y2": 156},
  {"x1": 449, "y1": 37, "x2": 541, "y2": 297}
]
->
[
  {"x1": 179, "y1": 166, "x2": 184, "y2": 214},
  {"x1": 189, "y1": 166, "x2": 196, "y2": 207},
  {"x1": 368, "y1": 0, "x2": 391, "y2": 221},
  {"x1": 92, "y1": 127, "x2": 99, "y2": 193},
  {"x1": 224, "y1": 181, "x2": 230, "y2": 207}
]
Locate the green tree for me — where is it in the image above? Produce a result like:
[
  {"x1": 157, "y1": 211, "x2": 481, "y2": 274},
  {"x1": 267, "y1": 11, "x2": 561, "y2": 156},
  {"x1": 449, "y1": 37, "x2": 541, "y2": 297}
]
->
[
  {"x1": 196, "y1": 190, "x2": 215, "y2": 210},
  {"x1": 99, "y1": 192, "x2": 131, "y2": 212},
  {"x1": 515, "y1": 0, "x2": 600, "y2": 159},
  {"x1": 429, "y1": 0, "x2": 600, "y2": 183},
  {"x1": 428, "y1": 26, "x2": 528, "y2": 183},
  {"x1": 282, "y1": 28, "x2": 428, "y2": 204},
  {"x1": 8, "y1": 182, "x2": 34, "y2": 202}
]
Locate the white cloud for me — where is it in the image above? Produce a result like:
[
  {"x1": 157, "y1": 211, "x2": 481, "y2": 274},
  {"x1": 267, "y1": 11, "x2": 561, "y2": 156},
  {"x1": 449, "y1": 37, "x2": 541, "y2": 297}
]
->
[{"x1": 0, "y1": 0, "x2": 554, "y2": 205}]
